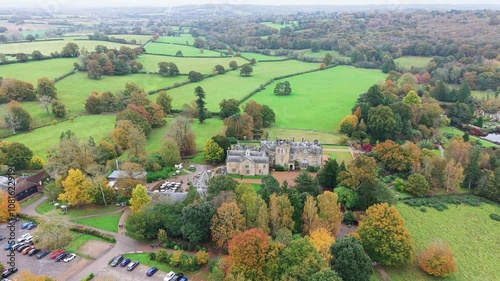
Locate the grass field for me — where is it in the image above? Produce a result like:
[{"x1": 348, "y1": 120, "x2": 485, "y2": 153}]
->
[
  {"x1": 66, "y1": 233, "x2": 114, "y2": 257},
  {"x1": 20, "y1": 193, "x2": 44, "y2": 207},
  {"x1": 4, "y1": 115, "x2": 115, "y2": 159},
  {"x1": 324, "y1": 151, "x2": 353, "y2": 164},
  {"x1": 386, "y1": 202, "x2": 500, "y2": 281},
  {"x1": 145, "y1": 42, "x2": 222, "y2": 57},
  {"x1": 0, "y1": 40, "x2": 136, "y2": 55},
  {"x1": 251, "y1": 66, "x2": 386, "y2": 131},
  {"x1": 150, "y1": 60, "x2": 318, "y2": 111},
  {"x1": 266, "y1": 128, "x2": 342, "y2": 144},
  {"x1": 139, "y1": 54, "x2": 247, "y2": 74},
  {"x1": 439, "y1": 126, "x2": 499, "y2": 148},
  {"x1": 395, "y1": 56, "x2": 432, "y2": 69},
  {"x1": 154, "y1": 34, "x2": 196, "y2": 45},
  {"x1": 240, "y1": 52, "x2": 287, "y2": 61},
  {"x1": 0, "y1": 58, "x2": 76, "y2": 84},
  {"x1": 72, "y1": 212, "x2": 122, "y2": 233}
]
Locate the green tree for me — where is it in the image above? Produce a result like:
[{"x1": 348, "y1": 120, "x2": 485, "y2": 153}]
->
[
  {"x1": 457, "y1": 80, "x2": 471, "y2": 103},
  {"x1": 188, "y1": 71, "x2": 204, "y2": 82},
  {"x1": 26, "y1": 34, "x2": 35, "y2": 42},
  {"x1": 317, "y1": 158, "x2": 339, "y2": 188},
  {"x1": 310, "y1": 269, "x2": 342, "y2": 281},
  {"x1": 214, "y1": 64, "x2": 225, "y2": 74},
  {"x1": 330, "y1": 236, "x2": 372, "y2": 281},
  {"x1": 240, "y1": 64, "x2": 253, "y2": 76},
  {"x1": 116, "y1": 109, "x2": 152, "y2": 136},
  {"x1": 277, "y1": 237, "x2": 325, "y2": 280},
  {"x1": 182, "y1": 201, "x2": 216, "y2": 243},
  {"x1": 406, "y1": 174, "x2": 431, "y2": 197},
  {"x1": 194, "y1": 86, "x2": 207, "y2": 123},
  {"x1": 4, "y1": 101, "x2": 32, "y2": 134},
  {"x1": 15, "y1": 53, "x2": 28, "y2": 62},
  {"x1": 358, "y1": 203, "x2": 414, "y2": 266},
  {"x1": 211, "y1": 135, "x2": 231, "y2": 161},
  {"x1": 274, "y1": 81, "x2": 292, "y2": 96},
  {"x1": 158, "y1": 138, "x2": 181, "y2": 167},
  {"x1": 447, "y1": 102, "x2": 473, "y2": 126},
  {"x1": 219, "y1": 98, "x2": 240, "y2": 119},
  {"x1": 322, "y1": 53, "x2": 333, "y2": 66},
  {"x1": 31, "y1": 50, "x2": 43, "y2": 60},
  {"x1": 261, "y1": 105, "x2": 276, "y2": 128},
  {"x1": 367, "y1": 105, "x2": 396, "y2": 141},
  {"x1": 204, "y1": 138, "x2": 224, "y2": 163},
  {"x1": 51, "y1": 100, "x2": 66, "y2": 117},
  {"x1": 258, "y1": 175, "x2": 282, "y2": 204},
  {"x1": 36, "y1": 210, "x2": 73, "y2": 250},
  {"x1": 334, "y1": 186, "x2": 358, "y2": 209},
  {"x1": 366, "y1": 84, "x2": 386, "y2": 107},
  {"x1": 183, "y1": 184, "x2": 201, "y2": 206},
  {"x1": 0, "y1": 142, "x2": 33, "y2": 170},
  {"x1": 61, "y1": 42, "x2": 80, "y2": 57},
  {"x1": 464, "y1": 145, "x2": 481, "y2": 189},
  {"x1": 431, "y1": 80, "x2": 448, "y2": 101},
  {"x1": 294, "y1": 171, "x2": 320, "y2": 196},
  {"x1": 37, "y1": 77, "x2": 57, "y2": 99},
  {"x1": 229, "y1": 60, "x2": 238, "y2": 70},
  {"x1": 129, "y1": 184, "x2": 151, "y2": 213},
  {"x1": 207, "y1": 175, "x2": 238, "y2": 198},
  {"x1": 158, "y1": 62, "x2": 179, "y2": 76},
  {"x1": 156, "y1": 91, "x2": 172, "y2": 114},
  {"x1": 381, "y1": 56, "x2": 397, "y2": 73}
]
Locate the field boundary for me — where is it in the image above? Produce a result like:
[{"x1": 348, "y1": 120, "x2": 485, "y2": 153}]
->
[{"x1": 144, "y1": 52, "x2": 230, "y2": 59}]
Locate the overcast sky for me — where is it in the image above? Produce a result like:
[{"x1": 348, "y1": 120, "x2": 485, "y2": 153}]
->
[{"x1": 1, "y1": 0, "x2": 498, "y2": 8}]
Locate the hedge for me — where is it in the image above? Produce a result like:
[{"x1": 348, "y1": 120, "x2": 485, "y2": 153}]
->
[
  {"x1": 70, "y1": 225, "x2": 116, "y2": 243},
  {"x1": 490, "y1": 214, "x2": 500, "y2": 222},
  {"x1": 81, "y1": 273, "x2": 94, "y2": 281},
  {"x1": 53, "y1": 69, "x2": 77, "y2": 83},
  {"x1": 17, "y1": 213, "x2": 41, "y2": 224},
  {"x1": 144, "y1": 52, "x2": 229, "y2": 59}
]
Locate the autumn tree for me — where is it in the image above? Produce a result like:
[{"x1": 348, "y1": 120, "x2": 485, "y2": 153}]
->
[
  {"x1": 240, "y1": 64, "x2": 253, "y2": 76},
  {"x1": 36, "y1": 210, "x2": 73, "y2": 249},
  {"x1": 444, "y1": 160, "x2": 465, "y2": 193},
  {"x1": 204, "y1": 138, "x2": 224, "y2": 163},
  {"x1": 339, "y1": 155, "x2": 378, "y2": 190},
  {"x1": 166, "y1": 116, "x2": 197, "y2": 156},
  {"x1": 276, "y1": 237, "x2": 324, "y2": 280},
  {"x1": 358, "y1": 203, "x2": 414, "y2": 266},
  {"x1": 51, "y1": 100, "x2": 66, "y2": 117},
  {"x1": 317, "y1": 191, "x2": 343, "y2": 236},
  {"x1": 445, "y1": 136, "x2": 471, "y2": 169},
  {"x1": 255, "y1": 197, "x2": 270, "y2": 234},
  {"x1": 338, "y1": 115, "x2": 358, "y2": 135},
  {"x1": 228, "y1": 228, "x2": 270, "y2": 280},
  {"x1": 310, "y1": 227, "x2": 335, "y2": 263},
  {"x1": 37, "y1": 77, "x2": 57, "y2": 99},
  {"x1": 269, "y1": 194, "x2": 294, "y2": 236},
  {"x1": 243, "y1": 100, "x2": 263, "y2": 130},
  {"x1": 229, "y1": 60, "x2": 238, "y2": 70},
  {"x1": 235, "y1": 183, "x2": 259, "y2": 228},
  {"x1": 211, "y1": 201, "x2": 246, "y2": 248},
  {"x1": 224, "y1": 113, "x2": 254, "y2": 140},
  {"x1": 116, "y1": 109, "x2": 151, "y2": 136},
  {"x1": 330, "y1": 236, "x2": 372, "y2": 281},
  {"x1": 127, "y1": 125, "x2": 146, "y2": 158},
  {"x1": 58, "y1": 169, "x2": 93, "y2": 206},
  {"x1": 374, "y1": 140, "x2": 420, "y2": 172},
  {"x1": 182, "y1": 201, "x2": 216, "y2": 243},
  {"x1": 158, "y1": 138, "x2": 181, "y2": 167},
  {"x1": 111, "y1": 120, "x2": 135, "y2": 151},
  {"x1": 129, "y1": 184, "x2": 151, "y2": 213},
  {"x1": 156, "y1": 91, "x2": 172, "y2": 114},
  {"x1": 406, "y1": 173, "x2": 431, "y2": 197},
  {"x1": 418, "y1": 242, "x2": 457, "y2": 277},
  {"x1": 302, "y1": 195, "x2": 320, "y2": 235},
  {"x1": 219, "y1": 98, "x2": 240, "y2": 119},
  {"x1": 0, "y1": 191, "x2": 20, "y2": 222},
  {"x1": 4, "y1": 101, "x2": 32, "y2": 134},
  {"x1": 86, "y1": 60, "x2": 103, "y2": 79}
]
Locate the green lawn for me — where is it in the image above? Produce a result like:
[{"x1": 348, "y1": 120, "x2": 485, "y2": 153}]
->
[
  {"x1": 123, "y1": 253, "x2": 176, "y2": 273},
  {"x1": 145, "y1": 42, "x2": 222, "y2": 57},
  {"x1": 325, "y1": 151, "x2": 353, "y2": 164},
  {"x1": 0, "y1": 40, "x2": 136, "y2": 55},
  {"x1": 20, "y1": 193, "x2": 44, "y2": 207},
  {"x1": 296, "y1": 49, "x2": 347, "y2": 59},
  {"x1": 439, "y1": 126, "x2": 499, "y2": 148},
  {"x1": 66, "y1": 233, "x2": 114, "y2": 257},
  {"x1": 0, "y1": 58, "x2": 76, "y2": 84},
  {"x1": 110, "y1": 34, "x2": 153, "y2": 44},
  {"x1": 72, "y1": 212, "x2": 122, "y2": 233},
  {"x1": 395, "y1": 56, "x2": 432, "y2": 69},
  {"x1": 240, "y1": 52, "x2": 287, "y2": 61},
  {"x1": 3, "y1": 115, "x2": 116, "y2": 159},
  {"x1": 152, "y1": 60, "x2": 318, "y2": 111},
  {"x1": 266, "y1": 128, "x2": 342, "y2": 144},
  {"x1": 386, "y1": 203, "x2": 500, "y2": 281},
  {"x1": 66, "y1": 204, "x2": 121, "y2": 218},
  {"x1": 251, "y1": 66, "x2": 386, "y2": 131},
  {"x1": 35, "y1": 198, "x2": 55, "y2": 214},
  {"x1": 139, "y1": 54, "x2": 247, "y2": 74},
  {"x1": 154, "y1": 34, "x2": 196, "y2": 45},
  {"x1": 251, "y1": 183, "x2": 262, "y2": 192}
]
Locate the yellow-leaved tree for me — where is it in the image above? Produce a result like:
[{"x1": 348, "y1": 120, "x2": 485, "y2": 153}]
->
[
  {"x1": 269, "y1": 194, "x2": 295, "y2": 236},
  {"x1": 0, "y1": 190, "x2": 20, "y2": 222},
  {"x1": 317, "y1": 191, "x2": 343, "y2": 236},
  {"x1": 301, "y1": 195, "x2": 320, "y2": 235},
  {"x1": 129, "y1": 184, "x2": 151, "y2": 213},
  {"x1": 211, "y1": 201, "x2": 246, "y2": 248},
  {"x1": 58, "y1": 169, "x2": 93, "y2": 206},
  {"x1": 309, "y1": 227, "x2": 335, "y2": 264}
]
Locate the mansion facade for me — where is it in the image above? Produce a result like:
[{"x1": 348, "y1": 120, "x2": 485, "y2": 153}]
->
[{"x1": 226, "y1": 138, "x2": 323, "y2": 176}]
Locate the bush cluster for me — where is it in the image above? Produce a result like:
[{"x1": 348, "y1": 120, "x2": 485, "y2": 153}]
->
[
  {"x1": 163, "y1": 239, "x2": 207, "y2": 252},
  {"x1": 151, "y1": 249, "x2": 209, "y2": 271},
  {"x1": 403, "y1": 195, "x2": 483, "y2": 211},
  {"x1": 146, "y1": 166, "x2": 174, "y2": 183}
]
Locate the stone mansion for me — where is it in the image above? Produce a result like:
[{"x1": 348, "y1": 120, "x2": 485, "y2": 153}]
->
[{"x1": 226, "y1": 138, "x2": 323, "y2": 176}]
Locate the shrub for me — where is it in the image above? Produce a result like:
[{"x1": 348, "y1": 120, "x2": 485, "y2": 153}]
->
[
  {"x1": 156, "y1": 249, "x2": 170, "y2": 263},
  {"x1": 149, "y1": 252, "x2": 156, "y2": 260},
  {"x1": 306, "y1": 166, "x2": 319, "y2": 172},
  {"x1": 195, "y1": 250, "x2": 210, "y2": 265},
  {"x1": 419, "y1": 242, "x2": 457, "y2": 277},
  {"x1": 490, "y1": 214, "x2": 500, "y2": 222},
  {"x1": 170, "y1": 250, "x2": 183, "y2": 267},
  {"x1": 420, "y1": 207, "x2": 427, "y2": 212},
  {"x1": 70, "y1": 225, "x2": 116, "y2": 242},
  {"x1": 343, "y1": 210, "x2": 355, "y2": 225},
  {"x1": 274, "y1": 164, "x2": 285, "y2": 171},
  {"x1": 81, "y1": 272, "x2": 94, "y2": 281}
]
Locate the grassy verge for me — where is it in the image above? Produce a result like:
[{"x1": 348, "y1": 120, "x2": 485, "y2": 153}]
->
[
  {"x1": 123, "y1": 253, "x2": 177, "y2": 273},
  {"x1": 35, "y1": 198, "x2": 55, "y2": 214},
  {"x1": 71, "y1": 212, "x2": 122, "y2": 233},
  {"x1": 66, "y1": 233, "x2": 114, "y2": 259},
  {"x1": 228, "y1": 174, "x2": 265, "y2": 180},
  {"x1": 20, "y1": 193, "x2": 44, "y2": 207}
]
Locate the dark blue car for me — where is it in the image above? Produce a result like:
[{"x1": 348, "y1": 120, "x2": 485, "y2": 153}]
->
[
  {"x1": 4, "y1": 241, "x2": 15, "y2": 250},
  {"x1": 120, "y1": 258, "x2": 131, "y2": 267},
  {"x1": 146, "y1": 267, "x2": 158, "y2": 277}
]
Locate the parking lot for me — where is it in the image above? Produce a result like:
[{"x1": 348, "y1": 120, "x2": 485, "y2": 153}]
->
[
  {"x1": 94, "y1": 263, "x2": 169, "y2": 281},
  {"x1": 0, "y1": 220, "x2": 85, "y2": 280}
]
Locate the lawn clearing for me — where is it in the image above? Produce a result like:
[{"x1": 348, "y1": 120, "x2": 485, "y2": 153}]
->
[
  {"x1": 251, "y1": 66, "x2": 386, "y2": 131},
  {"x1": 439, "y1": 126, "x2": 499, "y2": 148},
  {"x1": 71, "y1": 212, "x2": 122, "y2": 233},
  {"x1": 386, "y1": 202, "x2": 500, "y2": 281},
  {"x1": 251, "y1": 183, "x2": 261, "y2": 192},
  {"x1": 0, "y1": 58, "x2": 76, "y2": 84},
  {"x1": 123, "y1": 253, "x2": 176, "y2": 273},
  {"x1": 20, "y1": 193, "x2": 44, "y2": 207},
  {"x1": 154, "y1": 34, "x2": 196, "y2": 45},
  {"x1": 35, "y1": 198, "x2": 56, "y2": 214},
  {"x1": 66, "y1": 233, "x2": 114, "y2": 257},
  {"x1": 240, "y1": 52, "x2": 287, "y2": 61},
  {"x1": 139, "y1": 54, "x2": 247, "y2": 74},
  {"x1": 3, "y1": 115, "x2": 115, "y2": 159},
  {"x1": 296, "y1": 49, "x2": 347, "y2": 59},
  {"x1": 145, "y1": 42, "x2": 221, "y2": 57},
  {"x1": 66, "y1": 204, "x2": 122, "y2": 218},
  {"x1": 0, "y1": 40, "x2": 136, "y2": 55},
  {"x1": 394, "y1": 56, "x2": 432, "y2": 69},
  {"x1": 266, "y1": 128, "x2": 342, "y2": 144},
  {"x1": 324, "y1": 151, "x2": 353, "y2": 164}
]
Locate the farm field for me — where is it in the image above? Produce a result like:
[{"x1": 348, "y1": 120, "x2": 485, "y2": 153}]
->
[
  {"x1": 0, "y1": 39, "x2": 138, "y2": 55},
  {"x1": 240, "y1": 52, "x2": 287, "y2": 61},
  {"x1": 154, "y1": 34, "x2": 196, "y2": 45},
  {"x1": 439, "y1": 126, "x2": 499, "y2": 148},
  {"x1": 386, "y1": 202, "x2": 500, "y2": 281},
  {"x1": 0, "y1": 58, "x2": 76, "y2": 84},
  {"x1": 251, "y1": 65, "x2": 386, "y2": 131},
  {"x1": 138, "y1": 54, "x2": 247, "y2": 74},
  {"x1": 395, "y1": 56, "x2": 432, "y2": 69},
  {"x1": 152, "y1": 60, "x2": 319, "y2": 111},
  {"x1": 3, "y1": 114, "x2": 115, "y2": 159},
  {"x1": 145, "y1": 42, "x2": 221, "y2": 57}
]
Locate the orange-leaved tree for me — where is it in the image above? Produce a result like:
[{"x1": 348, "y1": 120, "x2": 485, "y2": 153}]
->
[
  {"x1": 0, "y1": 190, "x2": 20, "y2": 222},
  {"x1": 211, "y1": 201, "x2": 246, "y2": 248},
  {"x1": 228, "y1": 228, "x2": 271, "y2": 280},
  {"x1": 418, "y1": 242, "x2": 457, "y2": 277}
]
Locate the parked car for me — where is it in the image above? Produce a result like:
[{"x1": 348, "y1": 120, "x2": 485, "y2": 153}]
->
[
  {"x1": 17, "y1": 233, "x2": 31, "y2": 242},
  {"x1": 8, "y1": 218, "x2": 20, "y2": 224},
  {"x1": 55, "y1": 252, "x2": 69, "y2": 262},
  {"x1": 170, "y1": 273, "x2": 184, "y2": 281},
  {"x1": 63, "y1": 253, "x2": 76, "y2": 262},
  {"x1": 1, "y1": 267, "x2": 17, "y2": 278},
  {"x1": 28, "y1": 248, "x2": 40, "y2": 256},
  {"x1": 37, "y1": 250, "x2": 51, "y2": 259},
  {"x1": 164, "y1": 271, "x2": 176, "y2": 281},
  {"x1": 16, "y1": 245, "x2": 29, "y2": 252},
  {"x1": 21, "y1": 222, "x2": 33, "y2": 229},
  {"x1": 4, "y1": 242, "x2": 15, "y2": 250},
  {"x1": 126, "y1": 260, "x2": 139, "y2": 271},
  {"x1": 11, "y1": 243, "x2": 24, "y2": 251},
  {"x1": 26, "y1": 223, "x2": 37, "y2": 230},
  {"x1": 178, "y1": 277, "x2": 188, "y2": 281},
  {"x1": 50, "y1": 250, "x2": 64, "y2": 259},
  {"x1": 120, "y1": 258, "x2": 131, "y2": 267},
  {"x1": 22, "y1": 246, "x2": 34, "y2": 255},
  {"x1": 0, "y1": 235, "x2": 6, "y2": 241},
  {"x1": 110, "y1": 255, "x2": 123, "y2": 267},
  {"x1": 146, "y1": 267, "x2": 158, "y2": 277}
]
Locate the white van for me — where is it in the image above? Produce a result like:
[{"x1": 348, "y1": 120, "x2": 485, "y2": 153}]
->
[{"x1": 17, "y1": 233, "x2": 32, "y2": 242}]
